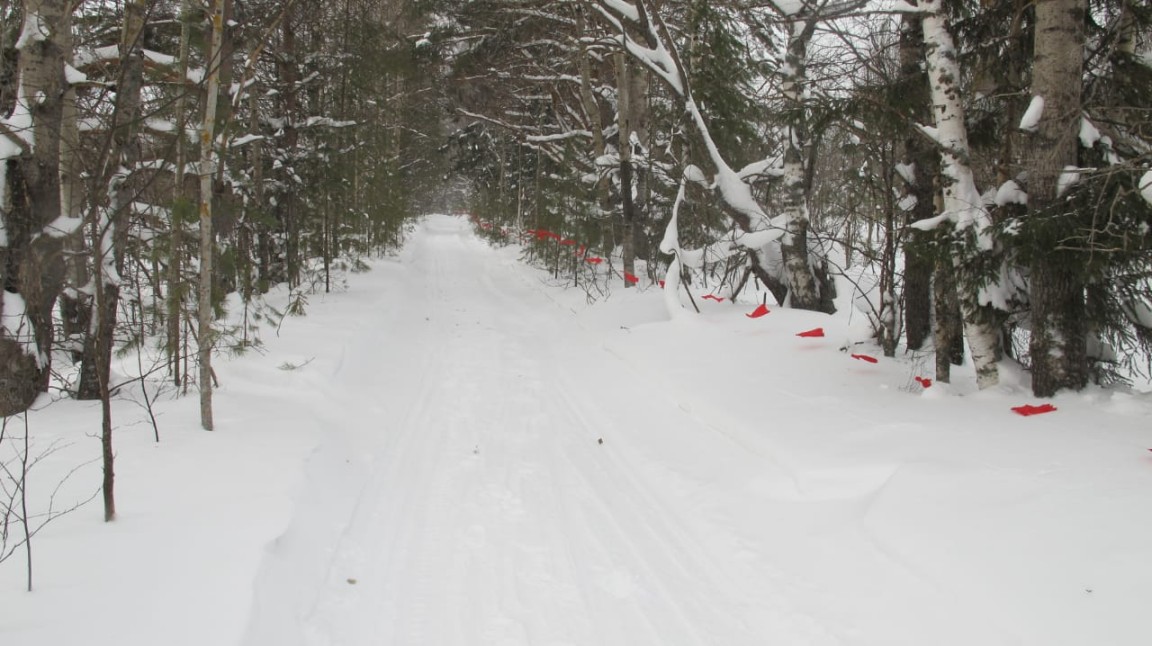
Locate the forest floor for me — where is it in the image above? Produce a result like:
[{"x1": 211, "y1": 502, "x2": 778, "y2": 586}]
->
[{"x1": 4, "y1": 214, "x2": 1152, "y2": 645}]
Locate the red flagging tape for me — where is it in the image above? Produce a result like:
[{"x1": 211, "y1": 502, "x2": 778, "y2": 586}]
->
[
  {"x1": 586, "y1": 257, "x2": 604, "y2": 265},
  {"x1": 851, "y1": 354, "x2": 878, "y2": 363},
  {"x1": 1011, "y1": 404, "x2": 1057, "y2": 416},
  {"x1": 659, "y1": 280, "x2": 666, "y2": 288},
  {"x1": 624, "y1": 272, "x2": 639, "y2": 284},
  {"x1": 702, "y1": 294, "x2": 725, "y2": 302},
  {"x1": 746, "y1": 304, "x2": 770, "y2": 318},
  {"x1": 914, "y1": 376, "x2": 932, "y2": 388},
  {"x1": 796, "y1": 327, "x2": 825, "y2": 338}
]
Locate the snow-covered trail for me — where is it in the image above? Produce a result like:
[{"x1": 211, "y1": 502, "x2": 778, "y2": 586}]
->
[
  {"x1": 238, "y1": 214, "x2": 1152, "y2": 646},
  {"x1": 243, "y1": 215, "x2": 839, "y2": 645},
  {"x1": 5, "y1": 215, "x2": 1150, "y2": 645}
]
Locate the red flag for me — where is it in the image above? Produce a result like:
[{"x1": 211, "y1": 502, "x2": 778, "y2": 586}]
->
[
  {"x1": 624, "y1": 272, "x2": 639, "y2": 284},
  {"x1": 796, "y1": 327, "x2": 825, "y2": 338},
  {"x1": 746, "y1": 304, "x2": 770, "y2": 318},
  {"x1": 851, "y1": 353, "x2": 878, "y2": 363},
  {"x1": 560, "y1": 239, "x2": 577, "y2": 246},
  {"x1": 659, "y1": 280, "x2": 666, "y2": 288},
  {"x1": 1011, "y1": 404, "x2": 1057, "y2": 416},
  {"x1": 586, "y1": 256, "x2": 604, "y2": 265},
  {"x1": 914, "y1": 376, "x2": 933, "y2": 388},
  {"x1": 702, "y1": 294, "x2": 725, "y2": 302}
]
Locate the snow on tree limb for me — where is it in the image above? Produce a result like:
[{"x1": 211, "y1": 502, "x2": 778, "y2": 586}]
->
[
  {"x1": 1140, "y1": 171, "x2": 1152, "y2": 206},
  {"x1": 1019, "y1": 96, "x2": 1044, "y2": 132}
]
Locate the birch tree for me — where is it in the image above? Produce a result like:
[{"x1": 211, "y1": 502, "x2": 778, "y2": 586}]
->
[
  {"x1": 0, "y1": 0, "x2": 76, "y2": 416},
  {"x1": 910, "y1": 0, "x2": 1002, "y2": 389},
  {"x1": 591, "y1": 0, "x2": 833, "y2": 311}
]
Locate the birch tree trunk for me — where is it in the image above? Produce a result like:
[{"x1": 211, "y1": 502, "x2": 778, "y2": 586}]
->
[
  {"x1": 778, "y1": 15, "x2": 824, "y2": 311},
  {"x1": 920, "y1": 1, "x2": 1001, "y2": 389},
  {"x1": 0, "y1": 0, "x2": 70, "y2": 416},
  {"x1": 199, "y1": 0, "x2": 227, "y2": 431},
  {"x1": 1026, "y1": 0, "x2": 1088, "y2": 397}
]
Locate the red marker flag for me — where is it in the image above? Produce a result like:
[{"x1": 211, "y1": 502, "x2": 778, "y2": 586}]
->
[
  {"x1": 851, "y1": 353, "x2": 878, "y2": 363},
  {"x1": 586, "y1": 256, "x2": 604, "y2": 265},
  {"x1": 624, "y1": 272, "x2": 640, "y2": 284},
  {"x1": 560, "y1": 239, "x2": 577, "y2": 246},
  {"x1": 914, "y1": 376, "x2": 933, "y2": 388},
  {"x1": 746, "y1": 304, "x2": 770, "y2": 318},
  {"x1": 1011, "y1": 404, "x2": 1057, "y2": 416},
  {"x1": 796, "y1": 327, "x2": 825, "y2": 338},
  {"x1": 702, "y1": 294, "x2": 725, "y2": 302},
  {"x1": 659, "y1": 280, "x2": 666, "y2": 288}
]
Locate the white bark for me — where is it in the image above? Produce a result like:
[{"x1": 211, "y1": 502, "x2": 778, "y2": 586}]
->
[{"x1": 920, "y1": 2, "x2": 1000, "y2": 389}]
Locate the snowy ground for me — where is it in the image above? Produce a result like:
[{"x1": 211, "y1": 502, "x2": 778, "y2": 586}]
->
[{"x1": 3, "y1": 214, "x2": 1152, "y2": 645}]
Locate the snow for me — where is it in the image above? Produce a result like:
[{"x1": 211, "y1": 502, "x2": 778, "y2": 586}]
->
[
  {"x1": 1057, "y1": 165, "x2": 1081, "y2": 197},
  {"x1": 1139, "y1": 171, "x2": 1152, "y2": 206},
  {"x1": 895, "y1": 162, "x2": 916, "y2": 185},
  {"x1": 15, "y1": 12, "x2": 47, "y2": 50},
  {"x1": 682, "y1": 164, "x2": 707, "y2": 185},
  {"x1": 0, "y1": 292, "x2": 39, "y2": 365},
  {"x1": 64, "y1": 64, "x2": 88, "y2": 85},
  {"x1": 4, "y1": 215, "x2": 1152, "y2": 645},
  {"x1": 42, "y1": 215, "x2": 84, "y2": 238},
  {"x1": 230, "y1": 134, "x2": 265, "y2": 148},
  {"x1": 1079, "y1": 116, "x2": 1101, "y2": 148},
  {"x1": 771, "y1": 0, "x2": 805, "y2": 17},
  {"x1": 738, "y1": 157, "x2": 785, "y2": 182},
  {"x1": 142, "y1": 49, "x2": 176, "y2": 66},
  {"x1": 1020, "y1": 95, "x2": 1045, "y2": 132},
  {"x1": 995, "y1": 179, "x2": 1028, "y2": 206},
  {"x1": 601, "y1": 0, "x2": 640, "y2": 22}
]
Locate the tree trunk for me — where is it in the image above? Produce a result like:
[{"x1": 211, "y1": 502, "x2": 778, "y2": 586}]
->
[
  {"x1": 920, "y1": 2, "x2": 1000, "y2": 389},
  {"x1": 199, "y1": 0, "x2": 227, "y2": 431},
  {"x1": 933, "y1": 255, "x2": 966, "y2": 383},
  {"x1": 78, "y1": 0, "x2": 145, "y2": 407},
  {"x1": 778, "y1": 16, "x2": 825, "y2": 312},
  {"x1": 614, "y1": 53, "x2": 638, "y2": 286},
  {"x1": 575, "y1": 7, "x2": 610, "y2": 211},
  {"x1": 168, "y1": 0, "x2": 194, "y2": 388},
  {"x1": 1026, "y1": 0, "x2": 1088, "y2": 397},
  {"x1": 279, "y1": 5, "x2": 300, "y2": 288},
  {"x1": 899, "y1": 13, "x2": 933, "y2": 351},
  {"x1": 0, "y1": 0, "x2": 69, "y2": 416}
]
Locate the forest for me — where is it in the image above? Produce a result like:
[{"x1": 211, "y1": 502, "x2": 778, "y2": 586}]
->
[{"x1": 0, "y1": 0, "x2": 1149, "y2": 544}]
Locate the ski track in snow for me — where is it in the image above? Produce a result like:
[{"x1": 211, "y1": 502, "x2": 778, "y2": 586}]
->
[
  {"x1": 9, "y1": 217, "x2": 1152, "y2": 645},
  {"x1": 243, "y1": 216, "x2": 847, "y2": 645},
  {"x1": 222, "y1": 214, "x2": 1152, "y2": 646}
]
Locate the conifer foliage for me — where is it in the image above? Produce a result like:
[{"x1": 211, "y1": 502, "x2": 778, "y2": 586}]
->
[{"x1": 0, "y1": 0, "x2": 448, "y2": 519}]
